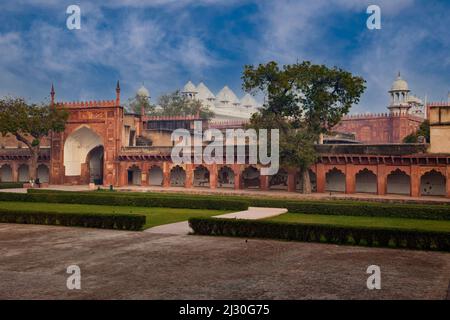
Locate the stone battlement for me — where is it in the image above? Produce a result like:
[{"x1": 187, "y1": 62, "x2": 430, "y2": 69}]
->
[{"x1": 57, "y1": 100, "x2": 118, "y2": 108}]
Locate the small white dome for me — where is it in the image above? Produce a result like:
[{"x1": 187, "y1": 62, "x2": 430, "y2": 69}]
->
[
  {"x1": 391, "y1": 73, "x2": 409, "y2": 91},
  {"x1": 407, "y1": 95, "x2": 422, "y2": 104},
  {"x1": 137, "y1": 85, "x2": 150, "y2": 98},
  {"x1": 240, "y1": 93, "x2": 258, "y2": 108},
  {"x1": 183, "y1": 81, "x2": 197, "y2": 93},
  {"x1": 216, "y1": 86, "x2": 239, "y2": 105},
  {"x1": 196, "y1": 82, "x2": 215, "y2": 101}
]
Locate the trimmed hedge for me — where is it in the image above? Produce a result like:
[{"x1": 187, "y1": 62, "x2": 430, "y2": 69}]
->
[
  {"x1": 0, "y1": 182, "x2": 24, "y2": 189},
  {"x1": 0, "y1": 191, "x2": 248, "y2": 211},
  {"x1": 0, "y1": 209, "x2": 145, "y2": 230},
  {"x1": 26, "y1": 189, "x2": 450, "y2": 220},
  {"x1": 189, "y1": 218, "x2": 450, "y2": 251}
]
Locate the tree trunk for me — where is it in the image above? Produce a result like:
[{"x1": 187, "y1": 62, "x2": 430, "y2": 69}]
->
[
  {"x1": 29, "y1": 146, "x2": 39, "y2": 180},
  {"x1": 301, "y1": 167, "x2": 312, "y2": 194}
]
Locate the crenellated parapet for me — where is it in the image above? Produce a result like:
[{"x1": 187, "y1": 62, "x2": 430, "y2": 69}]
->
[{"x1": 56, "y1": 99, "x2": 118, "y2": 108}]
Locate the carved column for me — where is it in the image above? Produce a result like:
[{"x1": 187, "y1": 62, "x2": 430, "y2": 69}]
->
[
  {"x1": 446, "y1": 165, "x2": 450, "y2": 198},
  {"x1": 11, "y1": 162, "x2": 18, "y2": 182},
  {"x1": 209, "y1": 164, "x2": 217, "y2": 189},
  {"x1": 185, "y1": 164, "x2": 193, "y2": 188},
  {"x1": 141, "y1": 163, "x2": 149, "y2": 186},
  {"x1": 233, "y1": 164, "x2": 242, "y2": 190},
  {"x1": 377, "y1": 164, "x2": 386, "y2": 195},
  {"x1": 287, "y1": 169, "x2": 297, "y2": 192},
  {"x1": 162, "y1": 161, "x2": 170, "y2": 188},
  {"x1": 260, "y1": 174, "x2": 269, "y2": 191},
  {"x1": 410, "y1": 165, "x2": 420, "y2": 197},
  {"x1": 345, "y1": 164, "x2": 355, "y2": 194},
  {"x1": 316, "y1": 163, "x2": 326, "y2": 193}
]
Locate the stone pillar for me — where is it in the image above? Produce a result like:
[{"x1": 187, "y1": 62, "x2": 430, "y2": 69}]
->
[
  {"x1": 11, "y1": 162, "x2": 18, "y2": 182},
  {"x1": 447, "y1": 166, "x2": 450, "y2": 198},
  {"x1": 162, "y1": 162, "x2": 170, "y2": 188},
  {"x1": 118, "y1": 162, "x2": 127, "y2": 186},
  {"x1": 185, "y1": 164, "x2": 193, "y2": 188},
  {"x1": 377, "y1": 164, "x2": 386, "y2": 195},
  {"x1": 233, "y1": 165, "x2": 242, "y2": 190},
  {"x1": 141, "y1": 163, "x2": 149, "y2": 186},
  {"x1": 260, "y1": 174, "x2": 269, "y2": 191},
  {"x1": 287, "y1": 169, "x2": 297, "y2": 192},
  {"x1": 345, "y1": 164, "x2": 355, "y2": 194},
  {"x1": 410, "y1": 165, "x2": 420, "y2": 197},
  {"x1": 316, "y1": 163, "x2": 326, "y2": 193},
  {"x1": 209, "y1": 164, "x2": 217, "y2": 189}
]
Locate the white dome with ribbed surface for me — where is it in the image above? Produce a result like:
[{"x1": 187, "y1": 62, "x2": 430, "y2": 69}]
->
[
  {"x1": 216, "y1": 86, "x2": 239, "y2": 105},
  {"x1": 137, "y1": 85, "x2": 150, "y2": 98},
  {"x1": 391, "y1": 73, "x2": 409, "y2": 91},
  {"x1": 183, "y1": 81, "x2": 197, "y2": 93}
]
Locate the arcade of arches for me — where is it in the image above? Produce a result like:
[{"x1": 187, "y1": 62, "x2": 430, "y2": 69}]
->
[{"x1": 112, "y1": 159, "x2": 450, "y2": 198}]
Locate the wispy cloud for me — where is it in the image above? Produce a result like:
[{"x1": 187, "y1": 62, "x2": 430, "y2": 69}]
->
[{"x1": 0, "y1": 0, "x2": 448, "y2": 112}]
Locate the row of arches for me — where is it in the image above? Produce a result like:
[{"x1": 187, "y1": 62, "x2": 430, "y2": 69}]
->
[
  {"x1": 126, "y1": 164, "x2": 448, "y2": 197},
  {"x1": 0, "y1": 164, "x2": 50, "y2": 183},
  {"x1": 127, "y1": 165, "x2": 264, "y2": 189},
  {"x1": 324, "y1": 168, "x2": 447, "y2": 197}
]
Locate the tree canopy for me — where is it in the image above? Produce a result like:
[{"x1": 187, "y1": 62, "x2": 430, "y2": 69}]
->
[
  {"x1": 403, "y1": 120, "x2": 430, "y2": 143},
  {"x1": 150, "y1": 90, "x2": 214, "y2": 119},
  {"x1": 242, "y1": 61, "x2": 366, "y2": 193},
  {"x1": 126, "y1": 93, "x2": 156, "y2": 115},
  {"x1": 0, "y1": 97, "x2": 68, "y2": 179}
]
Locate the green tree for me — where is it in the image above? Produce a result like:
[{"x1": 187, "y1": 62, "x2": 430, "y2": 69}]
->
[
  {"x1": 242, "y1": 61, "x2": 366, "y2": 193},
  {"x1": 403, "y1": 120, "x2": 430, "y2": 143},
  {"x1": 126, "y1": 94, "x2": 155, "y2": 115},
  {"x1": 0, "y1": 97, "x2": 68, "y2": 180},
  {"x1": 151, "y1": 90, "x2": 214, "y2": 119}
]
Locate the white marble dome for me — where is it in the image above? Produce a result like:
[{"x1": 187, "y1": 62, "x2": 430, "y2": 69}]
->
[
  {"x1": 216, "y1": 86, "x2": 239, "y2": 105},
  {"x1": 183, "y1": 81, "x2": 197, "y2": 93},
  {"x1": 137, "y1": 85, "x2": 150, "y2": 98},
  {"x1": 391, "y1": 73, "x2": 409, "y2": 91}
]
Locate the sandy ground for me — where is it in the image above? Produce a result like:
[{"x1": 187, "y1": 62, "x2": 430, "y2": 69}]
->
[{"x1": 0, "y1": 223, "x2": 449, "y2": 300}]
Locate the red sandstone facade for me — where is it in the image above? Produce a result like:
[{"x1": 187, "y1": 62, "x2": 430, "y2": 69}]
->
[
  {"x1": 333, "y1": 113, "x2": 423, "y2": 143},
  {"x1": 0, "y1": 85, "x2": 449, "y2": 199}
]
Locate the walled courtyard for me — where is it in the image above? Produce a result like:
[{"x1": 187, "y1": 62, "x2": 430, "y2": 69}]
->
[{"x1": 0, "y1": 223, "x2": 449, "y2": 300}]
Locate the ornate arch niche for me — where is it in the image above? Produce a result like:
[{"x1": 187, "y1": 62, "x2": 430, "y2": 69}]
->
[
  {"x1": 63, "y1": 126, "x2": 104, "y2": 182},
  {"x1": 325, "y1": 168, "x2": 345, "y2": 193},
  {"x1": 420, "y1": 169, "x2": 446, "y2": 197}
]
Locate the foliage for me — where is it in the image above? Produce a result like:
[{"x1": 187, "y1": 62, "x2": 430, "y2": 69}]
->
[
  {"x1": 149, "y1": 90, "x2": 214, "y2": 119},
  {"x1": 0, "y1": 97, "x2": 68, "y2": 179},
  {"x1": 0, "y1": 191, "x2": 249, "y2": 211},
  {"x1": 23, "y1": 190, "x2": 450, "y2": 221},
  {"x1": 189, "y1": 218, "x2": 450, "y2": 251},
  {"x1": 0, "y1": 208, "x2": 145, "y2": 230},
  {"x1": 0, "y1": 182, "x2": 24, "y2": 189},
  {"x1": 242, "y1": 61, "x2": 366, "y2": 193},
  {"x1": 403, "y1": 120, "x2": 430, "y2": 143},
  {"x1": 126, "y1": 93, "x2": 156, "y2": 114}
]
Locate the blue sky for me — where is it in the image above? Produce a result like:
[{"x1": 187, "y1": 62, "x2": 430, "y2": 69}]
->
[{"x1": 0, "y1": 0, "x2": 449, "y2": 113}]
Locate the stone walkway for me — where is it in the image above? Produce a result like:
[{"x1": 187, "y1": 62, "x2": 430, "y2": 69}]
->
[{"x1": 145, "y1": 207, "x2": 287, "y2": 235}]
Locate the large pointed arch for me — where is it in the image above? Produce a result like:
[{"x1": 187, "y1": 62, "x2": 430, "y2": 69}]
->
[{"x1": 63, "y1": 126, "x2": 103, "y2": 177}]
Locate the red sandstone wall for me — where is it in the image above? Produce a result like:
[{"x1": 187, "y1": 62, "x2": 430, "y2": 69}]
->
[
  {"x1": 333, "y1": 114, "x2": 422, "y2": 143},
  {"x1": 0, "y1": 134, "x2": 51, "y2": 148}
]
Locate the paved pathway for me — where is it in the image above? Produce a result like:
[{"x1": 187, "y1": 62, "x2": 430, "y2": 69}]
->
[{"x1": 145, "y1": 207, "x2": 287, "y2": 235}]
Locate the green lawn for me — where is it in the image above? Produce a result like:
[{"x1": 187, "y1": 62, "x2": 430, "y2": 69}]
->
[
  {"x1": 0, "y1": 201, "x2": 230, "y2": 229},
  {"x1": 266, "y1": 213, "x2": 450, "y2": 232}
]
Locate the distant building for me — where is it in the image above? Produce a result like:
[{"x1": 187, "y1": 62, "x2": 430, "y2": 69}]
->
[
  {"x1": 181, "y1": 81, "x2": 261, "y2": 121},
  {"x1": 0, "y1": 76, "x2": 449, "y2": 198},
  {"x1": 333, "y1": 73, "x2": 425, "y2": 143}
]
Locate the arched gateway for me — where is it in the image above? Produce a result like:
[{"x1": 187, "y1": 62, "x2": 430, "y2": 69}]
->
[{"x1": 50, "y1": 83, "x2": 122, "y2": 186}]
